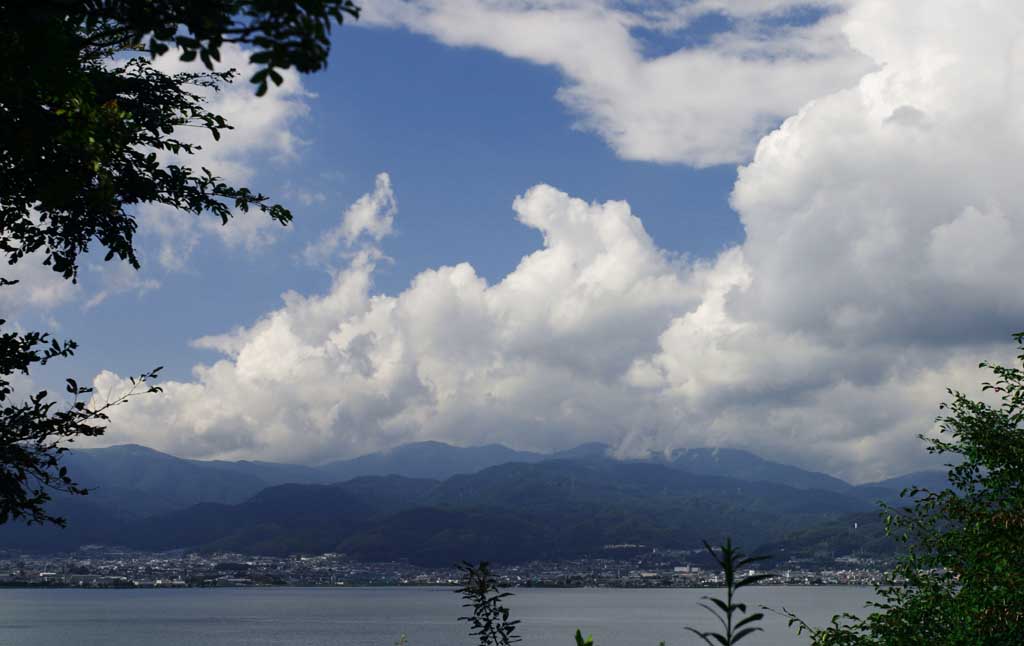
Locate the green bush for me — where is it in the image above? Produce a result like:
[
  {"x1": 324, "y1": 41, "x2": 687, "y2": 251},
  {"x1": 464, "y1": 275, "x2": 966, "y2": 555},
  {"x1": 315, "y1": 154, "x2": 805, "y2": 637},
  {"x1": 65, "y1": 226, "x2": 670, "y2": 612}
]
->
[
  {"x1": 685, "y1": 539, "x2": 770, "y2": 646},
  {"x1": 786, "y1": 333, "x2": 1024, "y2": 645}
]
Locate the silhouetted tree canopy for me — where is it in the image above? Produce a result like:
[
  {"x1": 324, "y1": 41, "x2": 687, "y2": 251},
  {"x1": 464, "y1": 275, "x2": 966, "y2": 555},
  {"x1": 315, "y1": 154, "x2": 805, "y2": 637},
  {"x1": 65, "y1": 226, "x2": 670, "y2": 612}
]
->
[
  {"x1": 0, "y1": 308, "x2": 161, "y2": 526},
  {"x1": 2, "y1": 0, "x2": 359, "y2": 279},
  {"x1": 0, "y1": 0, "x2": 358, "y2": 526}
]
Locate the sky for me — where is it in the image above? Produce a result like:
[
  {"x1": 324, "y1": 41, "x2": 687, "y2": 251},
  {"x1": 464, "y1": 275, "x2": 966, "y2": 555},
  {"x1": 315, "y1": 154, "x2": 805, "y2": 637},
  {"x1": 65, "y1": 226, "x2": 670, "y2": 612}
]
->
[{"x1": 9, "y1": 0, "x2": 1024, "y2": 483}]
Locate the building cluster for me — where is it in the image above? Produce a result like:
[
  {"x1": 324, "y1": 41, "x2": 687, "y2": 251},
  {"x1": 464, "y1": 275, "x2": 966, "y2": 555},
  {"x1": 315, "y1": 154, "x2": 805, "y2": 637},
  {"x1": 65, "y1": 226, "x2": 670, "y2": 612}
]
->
[
  {"x1": 0, "y1": 549, "x2": 455, "y2": 588},
  {"x1": 0, "y1": 547, "x2": 887, "y2": 589},
  {"x1": 488, "y1": 550, "x2": 887, "y2": 588}
]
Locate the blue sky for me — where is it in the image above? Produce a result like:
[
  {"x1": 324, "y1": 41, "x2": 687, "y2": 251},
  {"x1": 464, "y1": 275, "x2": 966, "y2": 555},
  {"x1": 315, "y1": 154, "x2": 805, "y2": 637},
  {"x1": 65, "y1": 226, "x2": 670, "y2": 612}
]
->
[
  {"x1": 58, "y1": 22, "x2": 742, "y2": 383},
  {"x1": 11, "y1": 1, "x2": 1024, "y2": 482}
]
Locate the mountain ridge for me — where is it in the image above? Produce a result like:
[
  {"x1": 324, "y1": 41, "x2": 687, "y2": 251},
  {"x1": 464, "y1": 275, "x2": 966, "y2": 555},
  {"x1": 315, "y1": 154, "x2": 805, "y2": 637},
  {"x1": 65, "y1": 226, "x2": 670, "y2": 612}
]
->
[
  {"x1": 1, "y1": 458, "x2": 881, "y2": 564},
  {"x1": 47, "y1": 440, "x2": 932, "y2": 523},
  {"x1": 0, "y1": 441, "x2": 941, "y2": 563}
]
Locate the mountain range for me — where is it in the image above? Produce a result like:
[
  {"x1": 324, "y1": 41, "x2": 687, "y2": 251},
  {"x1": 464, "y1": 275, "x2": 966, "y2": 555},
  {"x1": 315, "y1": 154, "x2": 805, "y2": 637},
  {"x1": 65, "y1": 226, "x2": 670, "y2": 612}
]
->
[{"x1": 0, "y1": 441, "x2": 946, "y2": 565}]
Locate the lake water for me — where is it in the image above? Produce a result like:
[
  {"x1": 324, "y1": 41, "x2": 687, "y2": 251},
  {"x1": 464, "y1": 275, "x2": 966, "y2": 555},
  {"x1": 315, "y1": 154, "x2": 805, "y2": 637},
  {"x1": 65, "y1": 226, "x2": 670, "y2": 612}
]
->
[{"x1": 0, "y1": 586, "x2": 874, "y2": 646}]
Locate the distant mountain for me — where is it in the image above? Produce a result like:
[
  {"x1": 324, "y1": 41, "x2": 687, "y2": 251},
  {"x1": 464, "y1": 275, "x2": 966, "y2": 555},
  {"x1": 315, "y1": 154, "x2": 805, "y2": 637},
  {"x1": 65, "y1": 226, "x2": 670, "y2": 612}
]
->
[
  {"x1": 50, "y1": 441, "x2": 865, "y2": 521},
  {"x1": 541, "y1": 444, "x2": 854, "y2": 493},
  {"x1": 222, "y1": 459, "x2": 875, "y2": 564},
  {"x1": 430, "y1": 459, "x2": 868, "y2": 519},
  {"x1": 134, "y1": 478, "x2": 428, "y2": 554},
  {"x1": 757, "y1": 470, "x2": 956, "y2": 564},
  {"x1": 10, "y1": 441, "x2": 545, "y2": 523},
  {"x1": 338, "y1": 507, "x2": 548, "y2": 564},
  {"x1": 861, "y1": 470, "x2": 950, "y2": 493},
  {"x1": 548, "y1": 442, "x2": 612, "y2": 461},
  {"x1": 660, "y1": 447, "x2": 853, "y2": 493},
  {"x1": 6, "y1": 457, "x2": 880, "y2": 564},
  {"x1": 0, "y1": 441, "x2": 950, "y2": 563},
  {"x1": 844, "y1": 469, "x2": 953, "y2": 506},
  {"x1": 61, "y1": 444, "x2": 289, "y2": 517},
  {"x1": 192, "y1": 458, "x2": 329, "y2": 488},
  {"x1": 0, "y1": 495, "x2": 129, "y2": 553},
  {"x1": 125, "y1": 482, "x2": 381, "y2": 555},
  {"x1": 318, "y1": 440, "x2": 544, "y2": 481},
  {"x1": 755, "y1": 512, "x2": 896, "y2": 564}
]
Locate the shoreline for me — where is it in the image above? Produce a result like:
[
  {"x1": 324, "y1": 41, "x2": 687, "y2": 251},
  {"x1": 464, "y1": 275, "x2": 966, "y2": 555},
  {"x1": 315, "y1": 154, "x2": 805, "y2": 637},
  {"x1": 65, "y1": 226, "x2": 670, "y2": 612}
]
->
[{"x1": 0, "y1": 581, "x2": 881, "y2": 590}]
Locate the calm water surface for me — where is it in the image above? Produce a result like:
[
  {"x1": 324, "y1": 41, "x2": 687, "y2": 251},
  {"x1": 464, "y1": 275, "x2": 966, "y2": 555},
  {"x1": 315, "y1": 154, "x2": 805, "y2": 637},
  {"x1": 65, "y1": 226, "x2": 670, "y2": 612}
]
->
[{"x1": 0, "y1": 586, "x2": 875, "y2": 646}]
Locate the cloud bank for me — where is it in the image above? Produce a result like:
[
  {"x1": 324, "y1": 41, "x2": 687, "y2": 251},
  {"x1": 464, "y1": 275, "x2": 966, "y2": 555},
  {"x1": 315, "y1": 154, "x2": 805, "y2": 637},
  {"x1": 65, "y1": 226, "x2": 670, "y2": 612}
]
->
[
  {"x1": 92, "y1": 1, "x2": 1024, "y2": 481},
  {"x1": 363, "y1": 0, "x2": 872, "y2": 166}
]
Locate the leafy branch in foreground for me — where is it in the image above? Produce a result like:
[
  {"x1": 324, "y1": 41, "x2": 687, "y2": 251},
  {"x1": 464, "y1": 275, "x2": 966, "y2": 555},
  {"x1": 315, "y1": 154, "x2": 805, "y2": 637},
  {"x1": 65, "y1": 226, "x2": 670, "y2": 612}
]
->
[
  {"x1": 455, "y1": 561, "x2": 522, "y2": 646},
  {"x1": 781, "y1": 331, "x2": 1024, "y2": 645},
  {"x1": 685, "y1": 538, "x2": 771, "y2": 646},
  {"x1": 0, "y1": 309, "x2": 161, "y2": 526},
  {"x1": 0, "y1": 1, "x2": 359, "y2": 527}
]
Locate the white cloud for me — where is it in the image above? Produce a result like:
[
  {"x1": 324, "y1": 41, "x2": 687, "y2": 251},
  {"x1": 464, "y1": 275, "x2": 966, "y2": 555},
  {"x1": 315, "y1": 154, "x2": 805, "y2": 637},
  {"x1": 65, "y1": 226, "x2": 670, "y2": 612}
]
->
[
  {"x1": 363, "y1": 0, "x2": 871, "y2": 166},
  {"x1": 134, "y1": 43, "x2": 314, "y2": 270},
  {"x1": 135, "y1": 204, "x2": 200, "y2": 272},
  {"x1": 91, "y1": 180, "x2": 701, "y2": 465},
  {"x1": 0, "y1": 246, "x2": 158, "y2": 320},
  {"x1": 149, "y1": 44, "x2": 312, "y2": 184},
  {"x1": 727, "y1": 0, "x2": 1024, "y2": 345},
  {"x1": 90, "y1": 1, "x2": 1024, "y2": 482},
  {"x1": 83, "y1": 262, "x2": 161, "y2": 310},
  {"x1": 623, "y1": 0, "x2": 1024, "y2": 477},
  {"x1": 199, "y1": 209, "x2": 284, "y2": 253},
  {"x1": 0, "y1": 254, "x2": 77, "y2": 314},
  {"x1": 303, "y1": 173, "x2": 397, "y2": 265},
  {"x1": 283, "y1": 184, "x2": 328, "y2": 207}
]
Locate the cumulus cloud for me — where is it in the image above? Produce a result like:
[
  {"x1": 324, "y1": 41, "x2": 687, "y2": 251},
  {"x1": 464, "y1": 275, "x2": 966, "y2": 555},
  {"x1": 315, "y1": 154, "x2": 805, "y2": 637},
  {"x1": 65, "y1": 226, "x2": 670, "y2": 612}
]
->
[
  {"x1": 728, "y1": 0, "x2": 1024, "y2": 344},
  {"x1": 149, "y1": 44, "x2": 311, "y2": 184},
  {"x1": 363, "y1": 0, "x2": 871, "y2": 166},
  {"x1": 199, "y1": 209, "x2": 284, "y2": 253},
  {"x1": 0, "y1": 254, "x2": 77, "y2": 314},
  {"x1": 303, "y1": 173, "x2": 397, "y2": 265},
  {"x1": 91, "y1": 1, "x2": 1024, "y2": 482},
  {"x1": 92, "y1": 180, "x2": 701, "y2": 464},
  {"x1": 623, "y1": 0, "x2": 1024, "y2": 477},
  {"x1": 0, "y1": 246, "x2": 158, "y2": 320}
]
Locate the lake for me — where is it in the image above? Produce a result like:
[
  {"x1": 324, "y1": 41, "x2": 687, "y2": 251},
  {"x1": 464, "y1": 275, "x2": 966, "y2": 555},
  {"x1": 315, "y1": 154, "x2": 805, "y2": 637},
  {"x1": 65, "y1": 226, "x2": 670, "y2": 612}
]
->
[{"x1": 0, "y1": 586, "x2": 875, "y2": 646}]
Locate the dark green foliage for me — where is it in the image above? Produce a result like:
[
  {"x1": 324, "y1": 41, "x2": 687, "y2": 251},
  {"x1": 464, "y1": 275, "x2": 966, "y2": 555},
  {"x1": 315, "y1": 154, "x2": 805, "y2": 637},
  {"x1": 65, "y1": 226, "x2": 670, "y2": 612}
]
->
[
  {"x1": 456, "y1": 561, "x2": 522, "y2": 646},
  {"x1": 685, "y1": 538, "x2": 771, "y2": 646},
  {"x1": 0, "y1": 1, "x2": 356, "y2": 527},
  {"x1": 73, "y1": 0, "x2": 359, "y2": 96},
  {"x1": 787, "y1": 332, "x2": 1024, "y2": 645},
  {"x1": 2, "y1": 1, "x2": 356, "y2": 280},
  {"x1": 0, "y1": 314, "x2": 160, "y2": 525},
  {"x1": 573, "y1": 629, "x2": 594, "y2": 646}
]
